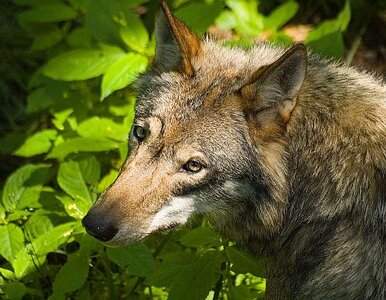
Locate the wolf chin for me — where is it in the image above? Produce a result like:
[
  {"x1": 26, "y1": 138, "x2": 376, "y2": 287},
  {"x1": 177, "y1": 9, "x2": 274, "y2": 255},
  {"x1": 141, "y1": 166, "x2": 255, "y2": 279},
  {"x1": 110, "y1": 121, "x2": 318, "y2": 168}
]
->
[{"x1": 82, "y1": 1, "x2": 386, "y2": 298}]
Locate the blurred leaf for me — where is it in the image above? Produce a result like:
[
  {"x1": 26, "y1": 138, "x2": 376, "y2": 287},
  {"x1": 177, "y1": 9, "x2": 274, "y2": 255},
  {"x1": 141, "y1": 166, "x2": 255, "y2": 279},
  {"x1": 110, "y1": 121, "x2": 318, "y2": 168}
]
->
[
  {"x1": 229, "y1": 284, "x2": 255, "y2": 300},
  {"x1": 51, "y1": 255, "x2": 90, "y2": 297},
  {"x1": 13, "y1": 0, "x2": 62, "y2": 7},
  {"x1": 27, "y1": 87, "x2": 56, "y2": 113},
  {"x1": 58, "y1": 160, "x2": 92, "y2": 204},
  {"x1": 77, "y1": 117, "x2": 128, "y2": 142},
  {"x1": 0, "y1": 268, "x2": 16, "y2": 280},
  {"x1": 120, "y1": 12, "x2": 149, "y2": 52},
  {"x1": 13, "y1": 221, "x2": 81, "y2": 278},
  {"x1": 175, "y1": 1, "x2": 224, "y2": 34},
  {"x1": 13, "y1": 129, "x2": 57, "y2": 157},
  {"x1": 180, "y1": 226, "x2": 222, "y2": 248},
  {"x1": 225, "y1": 0, "x2": 264, "y2": 36},
  {"x1": 3, "y1": 282, "x2": 27, "y2": 300},
  {"x1": 150, "y1": 251, "x2": 222, "y2": 300},
  {"x1": 0, "y1": 224, "x2": 25, "y2": 263},
  {"x1": 215, "y1": 10, "x2": 237, "y2": 30},
  {"x1": 18, "y1": 4, "x2": 77, "y2": 23},
  {"x1": 106, "y1": 243, "x2": 155, "y2": 276},
  {"x1": 67, "y1": 27, "x2": 93, "y2": 48},
  {"x1": 226, "y1": 246, "x2": 265, "y2": 277},
  {"x1": 264, "y1": 1, "x2": 299, "y2": 30},
  {"x1": 42, "y1": 47, "x2": 125, "y2": 81},
  {"x1": 307, "y1": 31, "x2": 345, "y2": 58},
  {"x1": 30, "y1": 26, "x2": 62, "y2": 50},
  {"x1": 1, "y1": 164, "x2": 51, "y2": 212},
  {"x1": 47, "y1": 137, "x2": 120, "y2": 160},
  {"x1": 101, "y1": 53, "x2": 147, "y2": 100},
  {"x1": 305, "y1": 0, "x2": 350, "y2": 47}
]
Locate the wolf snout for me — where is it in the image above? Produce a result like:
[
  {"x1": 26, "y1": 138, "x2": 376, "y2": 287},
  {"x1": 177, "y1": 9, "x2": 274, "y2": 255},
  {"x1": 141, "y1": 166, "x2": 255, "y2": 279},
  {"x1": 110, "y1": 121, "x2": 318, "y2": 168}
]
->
[{"x1": 82, "y1": 211, "x2": 119, "y2": 242}]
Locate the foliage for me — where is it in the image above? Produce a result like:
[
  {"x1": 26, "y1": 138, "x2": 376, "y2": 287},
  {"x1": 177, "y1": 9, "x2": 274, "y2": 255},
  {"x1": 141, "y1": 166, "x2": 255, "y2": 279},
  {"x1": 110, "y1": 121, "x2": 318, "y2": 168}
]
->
[{"x1": 0, "y1": 0, "x2": 380, "y2": 299}]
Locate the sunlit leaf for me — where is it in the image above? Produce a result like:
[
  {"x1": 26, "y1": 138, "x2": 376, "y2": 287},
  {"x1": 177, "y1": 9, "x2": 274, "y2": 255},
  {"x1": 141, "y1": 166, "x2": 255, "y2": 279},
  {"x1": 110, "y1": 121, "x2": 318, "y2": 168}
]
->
[
  {"x1": 42, "y1": 46, "x2": 125, "y2": 81},
  {"x1": 0, "y1": 224, "x2": 25, "y2": 263},
  {"x1": 77, "y1": 117, "x2": 128, "y2": 142},
  {"x1": 13, "y1": 129, "x2": 57, "y2": 157},
  {"x1": 1, "y1": 164, "x2": 51, "y2": 212},
  {"x1": 120, "y1": 12, "x2": 149, "y2": 52},
  {"x1": 101, "y1": 53, "x2": 147, "y2": 100},
  {"x1": 264, "y1": 0, "x2": 299, "y2": 30}
]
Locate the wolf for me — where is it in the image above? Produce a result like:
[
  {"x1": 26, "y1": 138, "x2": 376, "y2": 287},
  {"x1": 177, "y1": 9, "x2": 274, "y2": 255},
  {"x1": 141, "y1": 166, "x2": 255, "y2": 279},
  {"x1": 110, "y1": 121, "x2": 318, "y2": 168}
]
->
[{"x1": 82, "y1": 1, "x2": 386, "y2": 298}]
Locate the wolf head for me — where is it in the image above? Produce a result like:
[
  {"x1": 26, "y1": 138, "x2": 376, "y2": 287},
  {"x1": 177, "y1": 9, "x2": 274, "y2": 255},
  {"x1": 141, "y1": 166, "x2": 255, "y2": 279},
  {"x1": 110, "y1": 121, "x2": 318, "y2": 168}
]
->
[{"x1": 82, "y1": 1, "x2": 307, "y2": 246}]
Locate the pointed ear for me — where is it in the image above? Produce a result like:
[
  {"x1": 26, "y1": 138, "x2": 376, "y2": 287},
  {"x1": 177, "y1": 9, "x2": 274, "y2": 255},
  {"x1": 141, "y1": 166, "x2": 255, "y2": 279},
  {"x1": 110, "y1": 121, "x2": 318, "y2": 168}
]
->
[
  {"x1": 154, "y1": 0, "x2": 202, "y2": 76},
  {"x1": 241, "y1": 44, "x2": 307, "y2": 124}
]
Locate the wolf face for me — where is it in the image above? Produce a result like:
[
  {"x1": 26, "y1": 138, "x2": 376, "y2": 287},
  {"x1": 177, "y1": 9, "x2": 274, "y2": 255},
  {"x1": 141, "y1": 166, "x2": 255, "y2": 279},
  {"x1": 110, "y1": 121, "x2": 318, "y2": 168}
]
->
[{"x1": 82, "y1": 1, "x2": 307, "y2": 246}]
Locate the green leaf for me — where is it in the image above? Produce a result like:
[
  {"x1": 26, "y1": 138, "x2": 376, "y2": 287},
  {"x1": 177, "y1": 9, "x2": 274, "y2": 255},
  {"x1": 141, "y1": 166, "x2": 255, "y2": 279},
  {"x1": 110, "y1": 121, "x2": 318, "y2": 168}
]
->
[
  {"x1": 175, "y1": 1, "x2": 224, "y2": 34},
  {"x1": 51, "y1": 255, "x2": 89, "y2": 296},
  {"x1": 305, "y1": 0, "x2": 350, "y2": 45},
  {"x1": 0, "y1": 224, "x2": 25, "y2": 263},
  {"x1": 42, "y1": 46, "x2": 125, "y2": 81},
  {"x1": 226, "y1": 246, "x2": 265, "y2": 277},
  {"x1": 56, "y1": 195, "x2": 90, "y2": 219},
  {"x1": 3, "y1": 282, "x2": 27, "y2": 300},
  {"x1": 215, "y1": 10, "x2": 237, "y2": 31},
  {"x1": 225, "y1": 0, "x2": 264, "y2": 36},
  {"x1": 67, "y1": 27, "x2": 93, "y2": 48},
  {"x1": 307, "y1": 31, "x2": 345, "y2": 58},
  {"x1": 13, "y1": 129, "x2": 57, "y2": 157},
  {"x1": 23, "y1": 210, "x2": 55, "y2": 239},
  {"x1": 58, "y1": 160, "x2": 92, "y2": 204},
  {"x1": 77, "y1": 155, "x2": 101, "y2": 185},
  {"x1": 1, "y1": 164, "x2": 51, "y2": 212},
  {"x1": 47, "y1": 137, "x2": 120, "y2": 160},
  {"x1": 101, "y1": 53, "x2": 148, "y2": 100},
  {"x1": 120, "y1": 12, "x2": 149, "y2": 52},
  {"x1": 77, "y1": 117, "x2": 128, "y2": 142},
  {"x1": 0, "y1": 268, "x2": 16, "y2": 280},
  {"x1": 13, "y1": 221, "x2": 81, "y2": 278},
  {"x1": 229, "y1": 284, "x2": 255, "y2": 300},
  {"x1": 180, "y1": 226, "x2": 222, "y2": 248},
  {"x1": 149, "y1": 251, "x2": 222, "y2": 300},
  {"x1": 106, "y1": 243, "x2": 155, "y2": 277},
  {"x1": 18, "y1": 4, "x2": 77, "y2": 23},
  {"x1": 98, "y1": 169, "x2": 119, "y2": 193},
  {"x1": 264, "y1": 0, "x2": 299, "y2": 30},
  {"x1": 31, "y1": 26, "x2": 62, "y2": 50}
]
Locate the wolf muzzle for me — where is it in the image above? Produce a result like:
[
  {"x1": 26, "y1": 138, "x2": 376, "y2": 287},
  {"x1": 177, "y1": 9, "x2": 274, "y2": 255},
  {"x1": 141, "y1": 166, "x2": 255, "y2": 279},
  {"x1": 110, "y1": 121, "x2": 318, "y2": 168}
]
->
[{"x1": 82, "y1": 211, "x2": 119, "y2": 242}]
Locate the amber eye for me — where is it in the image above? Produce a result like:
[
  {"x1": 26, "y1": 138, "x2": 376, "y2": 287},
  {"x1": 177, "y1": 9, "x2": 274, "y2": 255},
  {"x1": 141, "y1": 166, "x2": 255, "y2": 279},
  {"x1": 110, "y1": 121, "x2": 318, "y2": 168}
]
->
[
  {"x1": 132, "y1": 124, "x2": 148, "y2": 142},
  {"x1": 183, "y1": 160, "x2": 204, "y2": 173}
]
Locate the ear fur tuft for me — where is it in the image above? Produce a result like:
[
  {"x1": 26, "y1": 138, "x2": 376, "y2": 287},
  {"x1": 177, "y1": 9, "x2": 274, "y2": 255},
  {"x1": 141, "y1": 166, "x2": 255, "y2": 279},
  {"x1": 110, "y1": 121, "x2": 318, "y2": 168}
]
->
[{"x1": 154, "y1": 0, "x2": 202, "y2": 76}]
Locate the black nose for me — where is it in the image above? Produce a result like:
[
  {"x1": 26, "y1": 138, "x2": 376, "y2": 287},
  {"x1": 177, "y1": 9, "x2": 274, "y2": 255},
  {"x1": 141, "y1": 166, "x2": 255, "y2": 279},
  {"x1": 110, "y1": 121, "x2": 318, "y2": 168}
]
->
[{"x1": 82, "y1": 211, "x2": 119, "y2": 242}]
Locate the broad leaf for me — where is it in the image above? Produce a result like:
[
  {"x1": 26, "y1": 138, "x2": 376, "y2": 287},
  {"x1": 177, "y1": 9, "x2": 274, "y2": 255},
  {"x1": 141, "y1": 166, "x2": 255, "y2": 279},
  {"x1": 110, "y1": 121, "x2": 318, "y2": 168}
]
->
[
  {"x1": 106, "y1": 243, "x2": 155, "y2": 277},
  {"x1": 56, "y1": 195, "x2": 90, "y2": 219},
  {"x1": 77, "y1": 117, "x2": 128, "y2": 142},
  {"x1": 264, "y1": 0, "x2": 299, "y2": 30},
  {"x1": 58, "y1": 160, "x2": 92, "y2": 204},
  {"x1": 77, "y1": 155, "x2": 101, "y2": 185},
  {"x1": 1, "y1": 164, "x2": 51, "y2": 212},
  {"x1": 175, "y1": 1, "x2": 224, "y2": 34},
  {"x1": 13, "y1": 221, "x2": 81, "y2": 278},
  {"x1": 51, "y1": 255, "x2": 90, "y2": 296},
  {"x1": 0, "y1": 224, "x2": 24, "y2": 263},
  {"x1": 120, "y1": 12, "x2": 149, "y2": 52},
  {"x1": 3, "y1": 282, "x2": 27, "y2": 300},
  {"x1": 13, "y1": 129, "x2": 57, "y2": 157},
  {"x1": 101, "y1": 53, "x2": 147, "y2": 100},
  {"x1": 226, "y1": 246, "x2": 265, "y2": 277},
  {"x1": 180, "y1": 226, "x2": 222, "y2": 248},
  {"x1": 18, "y1": 3, "x2": 77, "y2": 23},
  {"x1": 47, "y1": 137, "x2": 120, "y2": 160},
  {"x1": 42, "y1": 46, "x2": 125, "y2": 81},
  {"x1": 149, "y1": 251, "x2": 222, "y2": 300}
]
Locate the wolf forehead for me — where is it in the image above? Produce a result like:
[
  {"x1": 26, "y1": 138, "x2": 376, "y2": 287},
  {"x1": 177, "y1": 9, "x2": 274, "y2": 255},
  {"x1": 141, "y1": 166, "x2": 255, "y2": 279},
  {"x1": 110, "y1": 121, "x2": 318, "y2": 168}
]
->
[{"x1": 135, "y1": 41, "x2": 287, "y2": 118}]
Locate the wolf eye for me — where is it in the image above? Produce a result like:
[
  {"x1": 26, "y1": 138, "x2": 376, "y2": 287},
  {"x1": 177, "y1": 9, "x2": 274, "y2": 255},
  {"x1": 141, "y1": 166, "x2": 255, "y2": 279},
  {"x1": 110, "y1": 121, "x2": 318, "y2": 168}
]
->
[
  {"x1": 183, "y1": 160, "x2": 204, "y2": 173},
  {"x1": 132, "y1": 124, "x2": 148, "y2": 142}
]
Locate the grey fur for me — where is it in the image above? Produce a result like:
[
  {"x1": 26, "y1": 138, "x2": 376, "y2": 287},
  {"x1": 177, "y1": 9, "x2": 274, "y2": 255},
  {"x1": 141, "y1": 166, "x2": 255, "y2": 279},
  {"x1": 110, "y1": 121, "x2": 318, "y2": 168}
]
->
[{"x1": 85, "y1": 7, "x2": 386, "y2": 299}]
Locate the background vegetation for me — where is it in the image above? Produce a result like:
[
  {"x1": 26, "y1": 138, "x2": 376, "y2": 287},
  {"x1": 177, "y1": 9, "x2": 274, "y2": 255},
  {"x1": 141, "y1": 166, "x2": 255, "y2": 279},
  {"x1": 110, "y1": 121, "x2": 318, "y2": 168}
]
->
[{"x1": 0, "y1": 0, "x2": 385, "y2": 299}]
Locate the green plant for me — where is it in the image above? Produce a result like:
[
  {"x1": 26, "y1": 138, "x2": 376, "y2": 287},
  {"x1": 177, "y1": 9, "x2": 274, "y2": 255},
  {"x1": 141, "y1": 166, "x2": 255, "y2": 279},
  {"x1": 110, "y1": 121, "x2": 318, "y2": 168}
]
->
[{"x1": 0, "y1": 0, "x2": 370, "y2": 299}]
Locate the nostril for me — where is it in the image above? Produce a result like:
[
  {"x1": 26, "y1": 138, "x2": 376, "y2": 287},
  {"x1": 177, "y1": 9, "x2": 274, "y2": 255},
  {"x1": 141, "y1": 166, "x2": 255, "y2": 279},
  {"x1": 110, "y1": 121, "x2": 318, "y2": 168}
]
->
[{"x1": 82, "y1": 212, "x2": 119, "y2": 242}]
